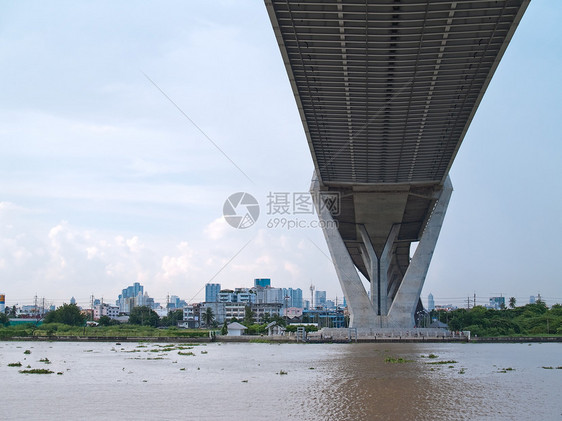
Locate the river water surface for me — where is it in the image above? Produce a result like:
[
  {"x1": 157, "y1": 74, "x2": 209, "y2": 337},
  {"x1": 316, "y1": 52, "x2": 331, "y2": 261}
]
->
[{"x1": 1, "y1": 341, "x2": 560, "y2": 420}]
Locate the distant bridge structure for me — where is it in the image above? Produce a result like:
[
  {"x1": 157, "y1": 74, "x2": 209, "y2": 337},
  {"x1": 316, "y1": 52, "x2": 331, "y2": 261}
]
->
[{"x1": 266, "y1": 0, "x2": 529, "y2": 328}]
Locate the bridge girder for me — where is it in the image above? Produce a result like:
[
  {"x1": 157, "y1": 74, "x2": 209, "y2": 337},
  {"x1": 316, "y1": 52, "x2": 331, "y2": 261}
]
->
[{"x1": 267, "y1": 0, "x2": 529, "y2": 328}]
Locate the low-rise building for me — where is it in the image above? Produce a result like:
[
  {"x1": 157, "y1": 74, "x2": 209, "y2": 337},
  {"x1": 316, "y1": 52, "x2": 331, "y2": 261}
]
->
[
  {"x1": 253, "y1": 303, "x2": 283, "y2": 323},
  {"x1": 227, "y1": 322, "x2": 247, "y2": 336},
  {"x1": 182, "y1": 305, "x2": 199, "y2": 328},
  {"x1": 94, "y1": 303, "x2": 119, "y2": 320}
]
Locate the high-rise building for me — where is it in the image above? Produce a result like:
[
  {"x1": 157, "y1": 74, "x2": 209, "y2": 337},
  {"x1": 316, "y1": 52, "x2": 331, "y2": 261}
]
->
[
  {"x1": 254, "y1": 278, "x2": 271, "y2": 288},
  {"x1": 256, "y1": 287, "x2": 283, "y2": 304},
  {"x1": 205, "y1": 283, "x2": 221, "y2": 303},
  {"x1": 428, "y1": 293, "x2": 435, "y2": 311},
  {"x1": 0, "y1": 293, "x2": 5, "y2": 313},
  {"x1": 489, "y1": 296, "x2": 505, "y2": 310},
  {"x1": 117, "y1": 282, "x2": 144, "y2": 313},
  {"x1": 315, "y1": 290, "x2": 327, "y2": 308},
  {"x1": 282, "y1": 288, "x2": 303, "y2": 308}
]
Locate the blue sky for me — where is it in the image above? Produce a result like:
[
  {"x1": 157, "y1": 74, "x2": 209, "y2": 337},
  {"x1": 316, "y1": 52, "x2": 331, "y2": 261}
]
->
[{"x1": 0, "y1": 1, "x2": 560, "y2": 309}]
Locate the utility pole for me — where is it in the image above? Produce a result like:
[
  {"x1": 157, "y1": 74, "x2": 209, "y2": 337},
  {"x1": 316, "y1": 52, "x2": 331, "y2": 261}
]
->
[
  {"x1": 474, "y1": 293, "x2": 476, "y2": 308},
  {"x1": 467, "y1": 296, "x2": 470, "y2": 309}
]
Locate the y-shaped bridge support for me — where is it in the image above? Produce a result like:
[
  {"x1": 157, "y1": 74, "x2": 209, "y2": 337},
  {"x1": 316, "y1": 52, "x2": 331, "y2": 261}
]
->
[{"x1": 312, "y1": 174, "x2": 453, "y2": 329}]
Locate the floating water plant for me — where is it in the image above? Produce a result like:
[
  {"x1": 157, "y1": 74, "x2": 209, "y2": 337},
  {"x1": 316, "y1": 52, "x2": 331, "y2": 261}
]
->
[
  {"x1": 19, "y1": 368, "x2": 53, "y2": 374},
  {"x1": 385, "y1": 357, "x2": 413, "y2": 364}
]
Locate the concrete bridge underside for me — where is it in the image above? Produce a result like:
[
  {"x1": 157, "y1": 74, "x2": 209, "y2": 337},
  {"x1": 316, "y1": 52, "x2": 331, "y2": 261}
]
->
[{"x1": 266, "y1": 0, "x2": 529, "y2": 328}]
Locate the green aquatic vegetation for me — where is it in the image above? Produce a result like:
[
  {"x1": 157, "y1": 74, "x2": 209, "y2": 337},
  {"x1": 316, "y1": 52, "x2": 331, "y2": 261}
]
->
[
  {"x1": 39, "y1": 358, "x2": 51, "y2": 364},
  {"x1": 8, "y1": 362, "x2": 22, "y2": 367},
  {"x1": 23, "y1": 350, "x2": 31, "y2": 355},
  {"x1": 57, "y1": 372, "x2": 63, "y2": 375},
  {"x1": 385, "y1": 357, "x2": 413, "y2": 364},
  {"x1": 542, "y1": 366, "x2": 554, "y2": 369},
  {"x1": 458, "y1": 368, "x2": 466, "y2": 374},
  {"x1": 277, "y1": 370, "x2": 288, "y2": 375},
  {"x1": 19, "y1": 368, "x2": 54, "y2": 374},
  {"x1": 426, "y1": 360, "x2": 458, "y2": 365},
  {"x1": 150, "y1": 347, "x2": 175, "y2": 352},
  {"x1": 178, "y1": 351, "x2": 195, "y2": 356}
]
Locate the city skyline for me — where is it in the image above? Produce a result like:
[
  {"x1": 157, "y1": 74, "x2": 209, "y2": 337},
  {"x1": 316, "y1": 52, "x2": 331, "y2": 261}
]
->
[{"x1": 0, "y1": 2, "x2": 560, "y2": 309}]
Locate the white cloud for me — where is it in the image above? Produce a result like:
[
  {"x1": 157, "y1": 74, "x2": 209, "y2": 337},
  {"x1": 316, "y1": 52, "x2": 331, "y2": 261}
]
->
[{"x1": 204, "y1": 217, "x2": 229, "y2": 241}]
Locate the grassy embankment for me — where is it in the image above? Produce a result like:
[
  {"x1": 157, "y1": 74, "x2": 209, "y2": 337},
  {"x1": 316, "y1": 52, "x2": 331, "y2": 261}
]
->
[{"x1": 0, "y1": 323, "x2": 210, "y2": 339}]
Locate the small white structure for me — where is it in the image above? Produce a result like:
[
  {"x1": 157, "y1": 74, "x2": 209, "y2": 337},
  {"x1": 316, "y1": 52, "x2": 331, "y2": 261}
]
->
[
  {"x1": 227, "y1": 322, "x2": 247, "y2": 336},
  {"x1": 266, "y1": 321, "x2": 286, "y2": 336}
]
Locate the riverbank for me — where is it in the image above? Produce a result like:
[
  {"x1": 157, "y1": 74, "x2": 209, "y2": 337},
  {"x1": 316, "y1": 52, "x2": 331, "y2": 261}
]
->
[{"x1": 2, "y1": 334, "x2": 561, "y2": 343}]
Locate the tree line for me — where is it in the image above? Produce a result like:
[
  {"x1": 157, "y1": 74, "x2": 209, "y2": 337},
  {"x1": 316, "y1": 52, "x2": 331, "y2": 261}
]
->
[
  {"x1": 432, "y1": 301, "x2": 562, "y2": 336},
  {"x1": 0, "y1": 304, "x2": 185, "y2": 328}
]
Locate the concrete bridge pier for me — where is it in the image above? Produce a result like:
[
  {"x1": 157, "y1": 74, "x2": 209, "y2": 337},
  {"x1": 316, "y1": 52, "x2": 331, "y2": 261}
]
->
[
  {"x1": 387, "y1": 176, "x2": 453, "y2": 326},
  {"x1": 358, "y1": 223, "x2": 399, "y2": 320},
  {"x1": 311, "y1": 176, "x2": 378, "y2": 329},
  {"x1": 312, "y1": 174, "x2": 453, "y2": 329}
]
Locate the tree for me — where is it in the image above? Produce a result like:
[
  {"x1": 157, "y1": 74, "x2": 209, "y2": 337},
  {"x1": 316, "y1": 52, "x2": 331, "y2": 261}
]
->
[
  {"x1": 128, "y1": 306, "x2": 159, "y2": 327},
  {"x1": 43, "y1": 303, "x2": 86, "y2": 326},
  {"x1": 98, "y1": 315, "x2": 119, "y2": 326},
  {"x1": 509, "y1": 297, "x2": 516, "y2": 309},
  {"x1": 0, "y1": 312, "x2": 9, "y2": 327},
  {"x1": 220, "y1": 320, "x2": 228, "y2": 335},
  {"x1": 160, "y1": 309, "x2": 184, "y2": 327},
  {"x1": 243, "y1": 306, "x2": 255, "y2": 326},
  {"x1": 201, "y1": 307, "x2": 215, "y2": 327}
]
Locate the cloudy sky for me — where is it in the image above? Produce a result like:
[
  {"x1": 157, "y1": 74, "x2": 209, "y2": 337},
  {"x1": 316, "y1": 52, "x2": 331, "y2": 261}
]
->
[{"x1": 1, "y1": 1, "x2": 560, "y2": 309}]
